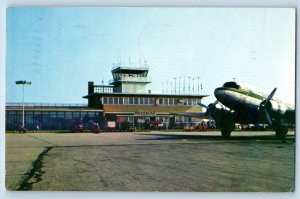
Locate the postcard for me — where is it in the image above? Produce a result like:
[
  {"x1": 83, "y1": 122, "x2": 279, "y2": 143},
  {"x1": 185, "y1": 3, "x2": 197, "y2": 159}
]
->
[{"x1": 5, "y1": 7, "x2": 295, "y2": 192}]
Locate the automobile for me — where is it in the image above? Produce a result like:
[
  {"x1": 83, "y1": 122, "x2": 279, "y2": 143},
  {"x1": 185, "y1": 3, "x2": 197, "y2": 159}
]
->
[
  {"x1": 72, "y1": 121, "x2": 84, "y2": 132},
  {"x1": 91, "y1": 122, "x2": 100, "y2": 133}
]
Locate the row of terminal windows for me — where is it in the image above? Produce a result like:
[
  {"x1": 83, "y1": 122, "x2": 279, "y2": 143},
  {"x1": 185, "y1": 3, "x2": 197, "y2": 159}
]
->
[
  {"x1": 124, "y1": 116, "x2": 201, "y2": 123},
  {"x1": 102, "y1": 97, "x2": 201, "y2": 106},
  {"x1": 6, "y1": 110, "x2": 100, "y2": 130},
  {"x1": 94, "y1": 86, "x2": 113, "y2": 93},
  {"x1": 175, "y1": 116, "x2": 201, "y2": 123},
  {"x1": 103, "y1": 97, "x2": 154, "y2": 105}
]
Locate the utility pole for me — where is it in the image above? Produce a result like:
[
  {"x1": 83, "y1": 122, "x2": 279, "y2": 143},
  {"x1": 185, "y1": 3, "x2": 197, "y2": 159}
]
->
[{"x1": 16, "y1": 80, "x2": 31, "y2": 127}]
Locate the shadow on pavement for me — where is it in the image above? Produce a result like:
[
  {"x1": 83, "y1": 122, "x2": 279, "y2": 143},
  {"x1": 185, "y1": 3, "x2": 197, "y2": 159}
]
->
[{"x1": 136, "y1": 133, "x2": 295, "y2": 144}]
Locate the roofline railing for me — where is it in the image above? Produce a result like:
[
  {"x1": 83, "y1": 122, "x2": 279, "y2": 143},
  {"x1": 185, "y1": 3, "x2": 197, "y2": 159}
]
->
[
  {"x1": 111, "y1": 63, "x2": 149, "y2": 71},
  {"x1": 108, "y1": 77, "x2": 151, "y2": 84}
]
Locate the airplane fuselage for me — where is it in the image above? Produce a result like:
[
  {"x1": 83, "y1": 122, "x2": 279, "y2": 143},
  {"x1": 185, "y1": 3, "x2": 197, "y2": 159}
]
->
[
  {"x1": 213, "y1": 81, "x2": 294, "y2": 125},
  {"x1": 214, "y1": 87, "x2": 262, "y2": 111}
]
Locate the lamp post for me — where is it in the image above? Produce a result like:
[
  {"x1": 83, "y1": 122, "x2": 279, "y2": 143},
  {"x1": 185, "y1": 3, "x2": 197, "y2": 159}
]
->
[{"x1": 16, "y1": 80, "x2": 31, "y2": 127}]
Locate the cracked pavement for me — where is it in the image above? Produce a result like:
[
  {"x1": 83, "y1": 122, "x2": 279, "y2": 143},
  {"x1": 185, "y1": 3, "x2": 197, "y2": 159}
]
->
[{"x1": 5, "y1": 131, "x2": 295, "y2": 191}]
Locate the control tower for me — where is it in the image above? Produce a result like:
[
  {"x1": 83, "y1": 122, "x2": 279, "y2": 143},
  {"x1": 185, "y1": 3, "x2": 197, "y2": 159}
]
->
[{"x1": 109, "y1": 66, "x2": 151, "y2": 93}]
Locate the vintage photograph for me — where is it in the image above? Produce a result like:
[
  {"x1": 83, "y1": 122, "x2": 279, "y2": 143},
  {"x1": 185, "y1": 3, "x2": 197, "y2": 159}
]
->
[{"x1": 5, "y1": 7, "x2": 295, "y2": 191}]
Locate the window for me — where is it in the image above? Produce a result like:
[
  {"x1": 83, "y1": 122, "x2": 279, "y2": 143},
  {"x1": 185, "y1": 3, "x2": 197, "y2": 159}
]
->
[
  {"x1": 33, "y1": 111, "x2": 42, "y2": 121},
  {"x1": 176, "y1": 99, "x2": 183, "y2": 105},
  {"x1": 50, "y1": 111, "x2": 57, "y2": 118},
  {"x1": 164, "y1": 98, "x2": 168, "y2": 105},
  {"x1": 183, "y1": 99, "x2": 187, "y2": 105},
  {"x1": 188, "y1": 98, "x2": 192, "y2": 105},
  {"x1": 140, "y1": 98, "x2": 144, "y2": 104},
  {"x1": 57, "y1": 112, "x2": 65, "y2": 118},
  {"x1": 73, "y1": 112, "x2": 80, "y2": 119},
  {"x1": 192, "y1": 117, "x2": 201, "y2": 122},
  {"x1": 159, "y1": 99, "x2": 163, "y2": 105},
  {"x1": 169, "y1": 98, "x2": 174, "y2": 105},
  {"x1": 114, "y1": 97, "x2": 118, "y2": 104},
  {"x1": 134, "y1": 98, "x2": 139, "y2": 104},
  {"x1": 88, "y1": 112, "x2": 95, "y2": 117},
  {"x1": 103, "y1": 97, "x2": 108, "y2": 104},
  {"x1": 175, "y1": 116, "x2": 181, "y2": 123},
  {"x1": 158, "y1": 116, "x2": 164, "y2": 122},
  {"x1": 149, "y1": 98, "x2": 154, "y2": 105},
  {"x1": 108, "y1": 97, "x2": 113, "y2": 104},
  {"x1": 127, "y1": 116, "x2": 134, "y2": 123},
  {"x1": 192, "y1": 99, "x2": 197, "y2": 105},
  {"x1": 119, "y1": 97, "x2": 123, "y2": 104},
  {"x1": 223, "y1": 81, "x2": 240, "y2": 89},
  {"x1": 124, "y1": 97, "x2": 128, "y2": 104},
  {"x1": 129, "y1": 97, "x2": 134, "y2": 104},
  {"x1": 41, "y1": 112, "x2": 50, "y2": 121},
  {"x1": 184, "y1": 116, "x2": 189, "y2": 123},
  {"x1": 26, "y1": 112, "x2": 34, "y2": 124},
  {"x1": 7, "y1": 112, "x2": 16, "y2": 124},
  {"x1": 144, "y1": 98, "x2": 149, "y2": 104}
]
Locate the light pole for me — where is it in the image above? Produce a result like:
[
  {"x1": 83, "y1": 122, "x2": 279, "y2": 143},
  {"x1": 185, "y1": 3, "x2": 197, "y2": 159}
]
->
[{"x1": 16, "y1": 80, "x2": 31, "y2": 127}]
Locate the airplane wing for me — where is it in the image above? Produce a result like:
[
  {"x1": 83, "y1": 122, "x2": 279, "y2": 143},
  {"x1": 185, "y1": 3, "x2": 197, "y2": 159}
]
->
[{"x1": 170, "y1": 112, "x2": 211, "y2": 119}]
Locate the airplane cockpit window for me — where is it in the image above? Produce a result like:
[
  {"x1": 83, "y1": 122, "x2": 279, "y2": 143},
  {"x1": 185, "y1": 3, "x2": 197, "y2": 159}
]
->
[{"x1": 223, "y1": 81, "x2": 241, "y2": 89}]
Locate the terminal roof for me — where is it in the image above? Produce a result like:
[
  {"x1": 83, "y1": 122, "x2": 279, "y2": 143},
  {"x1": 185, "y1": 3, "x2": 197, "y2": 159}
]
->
[{"x1": 83, "y1": 93, "x2": 209, "y2": 99}]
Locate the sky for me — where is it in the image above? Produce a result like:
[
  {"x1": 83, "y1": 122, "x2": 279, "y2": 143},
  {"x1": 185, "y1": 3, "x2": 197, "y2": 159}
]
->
[{"x1": 6, "y1": 7, "x2": 295, "y2": 105}]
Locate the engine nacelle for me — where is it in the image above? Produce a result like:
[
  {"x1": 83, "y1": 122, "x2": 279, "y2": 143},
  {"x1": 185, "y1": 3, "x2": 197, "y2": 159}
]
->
[
  {"x1": 261, "y1": 100, "x2": 288, "y2": 117},
  {"x1": 212, "y1": 108, "x2": 235, "y2": 129}
]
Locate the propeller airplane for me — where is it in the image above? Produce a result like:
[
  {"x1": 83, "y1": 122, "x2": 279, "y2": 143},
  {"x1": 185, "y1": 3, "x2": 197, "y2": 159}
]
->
[{"x1": 172, "y1": 81, "x2": 295, "y2": 139}]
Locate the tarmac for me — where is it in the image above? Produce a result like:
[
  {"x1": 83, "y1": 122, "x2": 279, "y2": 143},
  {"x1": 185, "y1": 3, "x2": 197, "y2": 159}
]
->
[{"x1": 5, "y1": 131, "x2": 295, "y2": 192}]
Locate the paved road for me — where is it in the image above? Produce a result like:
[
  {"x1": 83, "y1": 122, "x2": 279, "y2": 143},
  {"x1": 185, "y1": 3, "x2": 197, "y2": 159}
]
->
[{"x1": 5, "y1": 131, "x2": 295, "y2": 191}]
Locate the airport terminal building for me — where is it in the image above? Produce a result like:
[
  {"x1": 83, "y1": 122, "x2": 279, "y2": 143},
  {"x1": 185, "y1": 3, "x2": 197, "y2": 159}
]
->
[{"x1": 6, "y1": 65, "x2": 207, "y2": 131}]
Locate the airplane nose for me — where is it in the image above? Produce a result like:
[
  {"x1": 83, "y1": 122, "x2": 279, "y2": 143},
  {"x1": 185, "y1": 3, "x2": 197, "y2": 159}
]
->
[{"x1": 214, "y1": 87, "x2": 224, "y2": 99}]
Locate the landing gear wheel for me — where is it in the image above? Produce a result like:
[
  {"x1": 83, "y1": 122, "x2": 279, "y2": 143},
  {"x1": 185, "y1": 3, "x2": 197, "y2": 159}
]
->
[
  {"x1": 275, "y1": 126, "x2": 288, "y2": 139},
  {"x1": 221, "y1": 128, "x2": 232, "y2": 139}
]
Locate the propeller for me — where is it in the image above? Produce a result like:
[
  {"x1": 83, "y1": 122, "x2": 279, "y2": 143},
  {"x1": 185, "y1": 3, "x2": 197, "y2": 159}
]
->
[
  {"x1": 210, "y1": 100, "x2": 219, "y2": 108},
  {"x1": 197, "y1": 100, "x2": 218, "y2": 118},
  {"x1": 197, "y1": 102, "x2": 208, "y2": 109},
  {"x1": 260, "y1": 88, "x2": 277, "y2": 125},
  {"x1": 264, "y1": 88, "x2": 277, "y2": 106},
  {"x1": 198, "y1": 100, "x2": 218, "y2": 110}
]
